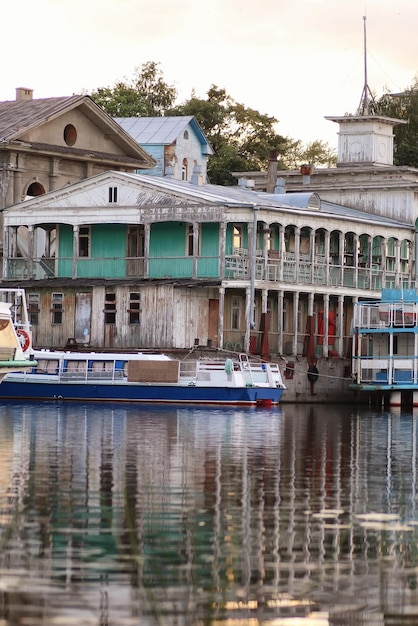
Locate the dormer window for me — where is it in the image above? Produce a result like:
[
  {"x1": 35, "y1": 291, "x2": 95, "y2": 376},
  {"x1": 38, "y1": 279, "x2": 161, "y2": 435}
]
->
[
  {"x1": 108, "y1": 186, "x2": 118, "y2": 203},
  {"x1": 63, "y1": 124, "x2": 77, "y2": 146}
]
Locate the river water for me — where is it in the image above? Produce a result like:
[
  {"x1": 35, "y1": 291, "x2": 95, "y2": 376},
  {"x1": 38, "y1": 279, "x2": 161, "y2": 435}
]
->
[{"x1": 0, "y1": 401, "x2": 418, "y2": 625}]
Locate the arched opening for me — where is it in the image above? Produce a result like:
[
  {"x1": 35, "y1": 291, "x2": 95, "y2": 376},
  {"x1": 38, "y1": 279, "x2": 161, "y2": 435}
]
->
[{"x1": 26, "y1": 182, "x2": 46, "y2": 198}]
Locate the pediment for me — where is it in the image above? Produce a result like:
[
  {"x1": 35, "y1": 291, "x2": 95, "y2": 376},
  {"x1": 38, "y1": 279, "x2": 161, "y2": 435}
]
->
[
  {"x1": 4, "y1": 171, "x2": 224, "y2": 226},
  {"x1": 0, "y1": 96, "x2": 154, "y2": 167}
]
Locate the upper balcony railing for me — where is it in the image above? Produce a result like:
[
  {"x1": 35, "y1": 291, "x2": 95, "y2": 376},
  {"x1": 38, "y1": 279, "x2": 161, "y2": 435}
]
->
[{"x1": 6, "y1": 251, "x2": 411, "y2": 292}]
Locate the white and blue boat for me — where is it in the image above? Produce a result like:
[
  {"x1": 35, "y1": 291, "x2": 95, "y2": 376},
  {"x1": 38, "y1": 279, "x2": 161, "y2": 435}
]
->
[
  {"x1": 0, "y1": 288, "x2": 37, "y2": 380},
  {"x1": 350, "y1": 288, "x2": 418, "y2": 408},
  {"x1": 0, "y1": 348, "x2": 285, "y2": 406}
]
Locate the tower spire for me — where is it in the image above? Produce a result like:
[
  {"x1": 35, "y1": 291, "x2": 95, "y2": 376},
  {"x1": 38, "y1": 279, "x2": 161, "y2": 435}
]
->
[{"x1": 357, "y1": 15, "x2": 375, "y2": 115}]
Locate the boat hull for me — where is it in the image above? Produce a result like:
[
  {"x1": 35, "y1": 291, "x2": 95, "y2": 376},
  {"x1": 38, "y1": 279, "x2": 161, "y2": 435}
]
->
[{"x1": 0, "y1": 378, "x2": 284, "y2": 406}]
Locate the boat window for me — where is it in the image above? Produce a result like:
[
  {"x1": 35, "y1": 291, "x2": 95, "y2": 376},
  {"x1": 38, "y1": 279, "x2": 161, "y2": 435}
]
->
[
  {"x1": 66, "y1": 360, "x2": 87, "y2": 373},
  {"x1": 38, "y1": 359, "x2": 59, "y2": 374}
]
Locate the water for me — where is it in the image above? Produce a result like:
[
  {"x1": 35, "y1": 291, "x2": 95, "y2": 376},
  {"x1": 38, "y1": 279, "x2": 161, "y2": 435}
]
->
[{"x1": 1, "y1": 401, "x2": 418, "y2": 625}]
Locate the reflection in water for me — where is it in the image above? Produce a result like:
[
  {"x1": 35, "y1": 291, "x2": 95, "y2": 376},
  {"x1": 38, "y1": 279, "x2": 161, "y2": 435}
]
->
[{"x1": 0, "y1": 402, "x2": 418, "y2": 624}]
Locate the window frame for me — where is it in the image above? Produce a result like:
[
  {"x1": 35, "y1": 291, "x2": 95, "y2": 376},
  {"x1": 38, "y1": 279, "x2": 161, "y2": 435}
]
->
[{"x1": 51, "y1": 292, "x2": 64, "y2": 325}]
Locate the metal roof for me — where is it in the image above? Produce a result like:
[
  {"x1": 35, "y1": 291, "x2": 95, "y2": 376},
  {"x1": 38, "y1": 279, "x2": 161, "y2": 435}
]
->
[{"x1": 114, "y1": 116, "x2": 213, "y2": 153}]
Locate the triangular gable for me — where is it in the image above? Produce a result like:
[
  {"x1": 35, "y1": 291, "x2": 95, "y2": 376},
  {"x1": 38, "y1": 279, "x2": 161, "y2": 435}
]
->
[
  {"x1": 3, "y1": 171, "x2": 226, "y2": 227},
  {"x1": 0, "y1": 96, "x2": 155, "y2": 167}
]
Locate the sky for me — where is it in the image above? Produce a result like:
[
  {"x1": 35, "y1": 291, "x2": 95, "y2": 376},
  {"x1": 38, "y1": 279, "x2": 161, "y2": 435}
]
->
[{"x1": 3, "y1": 0, "x2": 417, "y2": 149}]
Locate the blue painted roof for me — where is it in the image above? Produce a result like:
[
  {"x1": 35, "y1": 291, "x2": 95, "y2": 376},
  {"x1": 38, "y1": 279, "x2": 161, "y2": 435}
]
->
[{"x1": 114, "y1": 116, "x2": 213, "y2": 155}]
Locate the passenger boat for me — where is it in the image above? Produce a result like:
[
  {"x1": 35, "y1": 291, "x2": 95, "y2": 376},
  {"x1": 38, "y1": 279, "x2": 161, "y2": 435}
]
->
[
  {"x1": 0, "y1": 349, "x2": 285, "y2": 406},
  {"x1": 0, "y1": 288, "x2": 36, "y2": 380},
  {"x1": 350, "y1": 288, "x2": 418, "y2": 407}
]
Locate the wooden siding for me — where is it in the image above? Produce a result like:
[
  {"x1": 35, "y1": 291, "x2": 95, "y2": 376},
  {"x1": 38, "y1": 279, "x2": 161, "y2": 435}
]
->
[{"x1": 28, "y1": 284, "x2": 215, "y2": 351}]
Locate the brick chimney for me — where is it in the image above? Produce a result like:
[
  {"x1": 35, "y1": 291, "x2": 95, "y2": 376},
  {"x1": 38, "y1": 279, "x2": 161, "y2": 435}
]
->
[
  {"x1": 266, "y1": 150, "x2": 278, "y2": 193},
  {"x1": 16, "y1": 87, "x2": 33, "y2": 102}
]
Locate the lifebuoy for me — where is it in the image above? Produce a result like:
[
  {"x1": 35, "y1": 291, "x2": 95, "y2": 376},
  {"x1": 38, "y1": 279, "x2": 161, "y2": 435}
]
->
[
  {"x1": 17, "y1": 329, "x2": 31, "y2": 352},
  {"x1": 307, "y1": 365, "x2": 319, "y2": 384}
]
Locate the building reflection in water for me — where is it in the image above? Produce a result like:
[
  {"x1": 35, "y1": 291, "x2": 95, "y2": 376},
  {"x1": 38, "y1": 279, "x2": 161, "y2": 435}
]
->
[{"x1": 0, "y1": 402, "x2": 418, "y2": 624}]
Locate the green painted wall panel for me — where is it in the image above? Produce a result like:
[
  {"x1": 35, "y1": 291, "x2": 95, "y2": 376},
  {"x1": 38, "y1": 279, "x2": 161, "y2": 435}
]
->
[{"x1": 56, "y1": 221, "x2": 222, "y2": 279}]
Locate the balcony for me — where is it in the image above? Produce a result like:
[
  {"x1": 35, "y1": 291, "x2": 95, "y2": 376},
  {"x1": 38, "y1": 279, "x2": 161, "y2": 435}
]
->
[{"x1": 5, "y1": 253, "x2": 410, "y2": 293}]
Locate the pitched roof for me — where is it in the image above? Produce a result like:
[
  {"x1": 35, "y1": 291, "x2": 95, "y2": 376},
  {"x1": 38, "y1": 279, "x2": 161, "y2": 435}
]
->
[
  {"x1": 114, "y1": 116, "x2": 214, "y2": 154},
  {"x1": 5, "y1": 170, "x2": 411, "y2": 231},
  {"x1": 0, "y1": 94, "x2": 156, "y2": 166},
  {"x1": 0, "y1": 95, "x2": 85, "y2": 142}
]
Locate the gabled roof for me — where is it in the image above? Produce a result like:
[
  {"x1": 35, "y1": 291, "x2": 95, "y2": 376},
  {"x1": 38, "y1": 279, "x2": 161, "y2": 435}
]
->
[
  {"x1": 0, "y1": 95, "x2": 84, "y2": 142},
  {"x1": 3, "y1": 170, "x2": 412, "y2": 231},
  {"x1": 114, "y1": 116, "x2": 214, "y2": 155},
  {"x1": 0, "y1": 94, "x2": 156, "y2": 167}
]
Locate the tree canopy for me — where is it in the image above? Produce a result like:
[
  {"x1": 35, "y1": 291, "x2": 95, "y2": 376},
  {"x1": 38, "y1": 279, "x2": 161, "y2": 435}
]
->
[
  {"x1": 166, "y1": 85, "x2": 298, "y2": 185},
  {"x1": 90, "y1": 64, "x2": 336, "y2": 185},
  {"x1": 372, "y1": 75, "x2": 418, "y2": 167},
  {"x1": 90, "y1": 61, "x2": 177, "y2": 117}
]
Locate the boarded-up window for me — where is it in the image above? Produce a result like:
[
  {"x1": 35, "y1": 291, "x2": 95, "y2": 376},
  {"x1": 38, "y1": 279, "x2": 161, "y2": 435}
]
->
[
  {"x1": 128, "y1": 292, "x2": 140, "y2": 325},
  {"x1": 104, "y1": 293, "x2": 116, "y2": 324}
]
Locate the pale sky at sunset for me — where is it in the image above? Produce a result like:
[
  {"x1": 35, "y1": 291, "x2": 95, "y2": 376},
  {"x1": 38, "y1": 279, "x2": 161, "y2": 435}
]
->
[{"x1": 3, "y1": 0, "x2": 417, "y2": 148}]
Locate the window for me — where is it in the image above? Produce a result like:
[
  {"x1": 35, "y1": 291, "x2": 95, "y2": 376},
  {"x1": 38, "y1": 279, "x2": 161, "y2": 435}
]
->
[
  {"x1": 183, "y1": 130, "x2": 189, "y2": 139},
  {"x1": 233, "y1": 225, "x2": 243, "y2": 251},
  {"x1": 51, "y1": 293, "x2": 63, "y2": 325},
  {"x1": 231, "y1": 296, "x2": 242, "y2": 330},
  {"x1": 127, "y1": 226, "x2": 145, "y2": 257},
  {"x1": 186, "y1": 224, "x2": 200, "y2": 256},
  {"x1": 63, "y1": 124, "x2": 77, "y2": 146},
  {"x1": 108, "y1": 186, "x2": 118, "y2": 203},
  {"x1": 128, "y1": 292, "x2": 141, "y2": 325},
  {"x1": 28, "y1": 293, "x2": 40, "y2": 326},
  {"x1": 104, "y1": 293, "x2": 116, "y2": 324},
  {"x1": 79, "y1": 226, "x2": 90, "y2": 258},
  {"x1": 182, "y1": 158, "x2": 188, "y2": 181}
]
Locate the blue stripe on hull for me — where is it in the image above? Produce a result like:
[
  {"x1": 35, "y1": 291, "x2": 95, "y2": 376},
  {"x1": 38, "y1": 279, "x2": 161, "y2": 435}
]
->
[{"x1": 0, "y1": 380, "x2": 284, "y2": 405}]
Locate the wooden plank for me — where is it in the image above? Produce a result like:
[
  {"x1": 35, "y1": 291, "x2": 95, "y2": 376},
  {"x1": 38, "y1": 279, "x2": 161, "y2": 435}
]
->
[{"x1": 127, "y1": 360, "x2": 179, "y2": 383}]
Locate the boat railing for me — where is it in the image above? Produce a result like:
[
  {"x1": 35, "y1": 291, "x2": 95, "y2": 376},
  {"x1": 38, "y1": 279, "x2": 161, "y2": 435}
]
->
[
  {"x1": 355, "y1": 302, "x2": 418, "y2": 329},
  {"x1": 356, "y1": 356, "x2": 417, "y2": 385},
  {"x1": 60, "y1": 369, "x2": 126, "y2": 382}
]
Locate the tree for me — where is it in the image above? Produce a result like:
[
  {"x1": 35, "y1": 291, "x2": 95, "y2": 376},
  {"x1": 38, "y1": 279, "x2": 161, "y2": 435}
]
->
[
  {"x1": 373, "y1": 75, "x2": 418, "y2": 167},
  {"x1": 90, "y1": 61, "x2": 177, "y2": 117},
  {"x1": 90, "y1": 66, "x2": 337, "y2": 184},
  {"x1": 283, "y1": 140, "x2": 337, "y2": 169},
  {"x1": 167, "y1": 85, "x2": 295, "y2": 185}
]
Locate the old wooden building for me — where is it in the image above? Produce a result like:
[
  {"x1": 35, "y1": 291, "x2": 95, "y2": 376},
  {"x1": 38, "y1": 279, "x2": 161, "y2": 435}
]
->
[{"x1": 2, "y1": 171, "x2": 413, "y2": 369}]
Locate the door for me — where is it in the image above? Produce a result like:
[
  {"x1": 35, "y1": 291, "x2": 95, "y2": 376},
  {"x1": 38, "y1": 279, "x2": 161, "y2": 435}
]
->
[
  {"x1": 208, "y1": 299, "x2": 219, "y2": 347},
  {"x1": 75, "y1": 292, "x2": 92, "y2": 343}
]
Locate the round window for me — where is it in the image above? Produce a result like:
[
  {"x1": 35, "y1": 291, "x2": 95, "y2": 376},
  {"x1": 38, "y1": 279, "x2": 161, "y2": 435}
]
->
[{"x1": 63, "y1": 124, "x2": 77, "y2": 146}]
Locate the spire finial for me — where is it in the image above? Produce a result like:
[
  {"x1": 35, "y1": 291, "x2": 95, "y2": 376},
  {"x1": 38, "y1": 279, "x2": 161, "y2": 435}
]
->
[{"x1": 357, "y1": 15, "x2": 375, "y2": 115}]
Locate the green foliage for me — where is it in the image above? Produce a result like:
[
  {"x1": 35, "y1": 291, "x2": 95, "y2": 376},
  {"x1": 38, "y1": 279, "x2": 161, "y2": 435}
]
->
[
  {"x1": 167, "y1": 85, "x2": 295, "y2": 184},
  {"x1": 90, "y1": 64, "x2": 337, "y2": 184},
  {"x1": 90, "y1": 61, "x2": 177, "y2": 117},
  {"x1": 283, "y1": 139, "x2": 337, "y2": 169},
  {"x1": 373, "y1": 76, "x2": 418, "y2": 167}
]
